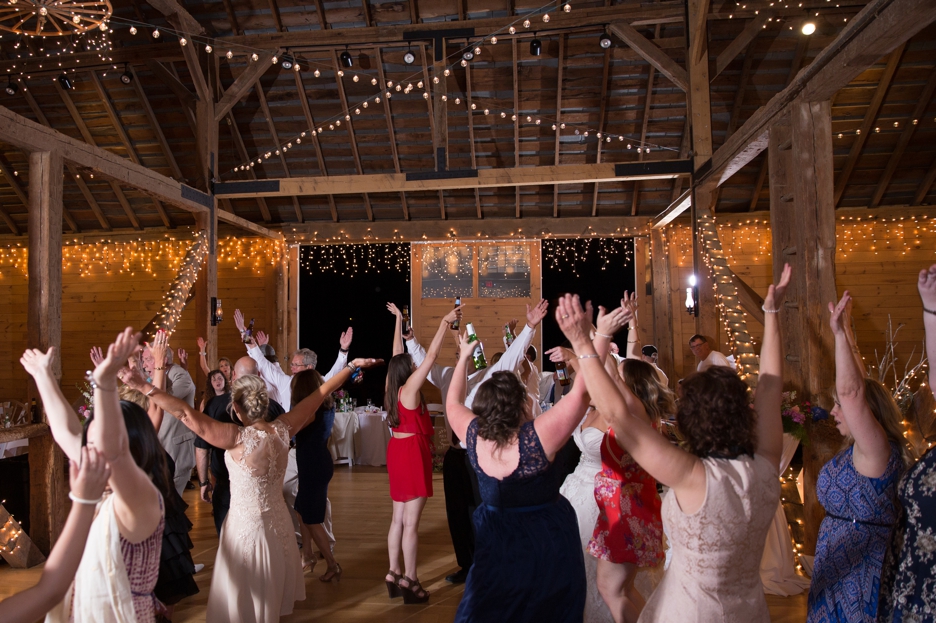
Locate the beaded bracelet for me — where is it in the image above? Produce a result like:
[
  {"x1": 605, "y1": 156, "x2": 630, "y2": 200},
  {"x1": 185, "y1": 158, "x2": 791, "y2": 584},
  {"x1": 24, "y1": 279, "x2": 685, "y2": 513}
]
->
[
  {"x1": 761, "y1": 304, "x2": 780, "y2": 313},
  {"x1": 84, "y1": 371, "x2": 116, "y2": 392},
  {"x1": 69, "y1": 491, "x2": 103, "y2": 506},
  {"x1": 594, "y1": 332, "x2": 613, "y2": 339},
  {"x1": 145, "y1": 386, "x2": 158, "y2": 397},
  {"x1": 577, "y1": 354, "x2": 600, "y2": 360}
]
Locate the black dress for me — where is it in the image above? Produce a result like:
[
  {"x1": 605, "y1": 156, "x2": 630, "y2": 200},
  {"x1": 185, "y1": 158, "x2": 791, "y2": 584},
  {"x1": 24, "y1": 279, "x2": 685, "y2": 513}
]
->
[
  {"x1": 294, "y1": 406, "x2": 335, "y2": 524},
  {"x1": 154, "y1": 451, "x2": 199, "y2": 606},
  {"x1": 455, "y1": 419, "x2": 586, "y2": 623}
]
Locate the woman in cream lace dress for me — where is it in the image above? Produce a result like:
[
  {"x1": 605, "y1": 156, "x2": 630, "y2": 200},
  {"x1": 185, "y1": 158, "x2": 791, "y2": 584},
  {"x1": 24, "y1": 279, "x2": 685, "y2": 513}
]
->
[{"x1": 124, "y1": 355, "x2": 378, "y2": 622}]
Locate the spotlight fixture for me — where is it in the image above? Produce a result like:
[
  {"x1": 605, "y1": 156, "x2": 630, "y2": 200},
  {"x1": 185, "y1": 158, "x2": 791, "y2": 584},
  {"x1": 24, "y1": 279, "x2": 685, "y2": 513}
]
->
[
  {"x1": 58, "y1": 73, "x2": 73, "y2": 90},
  {"x1": 530, "y1": 35, "x2": 542, "y2": 56},
  {"x1": 599, "y1": 33, "x2": 612, "y2": 49},
  {"x1": 403, "y1": 47, "x2": 415, "y2": 65},
  {"x1": 340, "y1": 48, "x2": 353, "y2": 68},
  {"x1": 5, "y1": 77, "x2": 18, "y2": 96},
  {"x1": 463, "y1": 50, "x2": 474, "y2": 61},
  {"x1": 119, "y1": 63, "x2": 132, "y2": 84},
  {"x1": 801, "y1": 21, "x2": 816, "y2": 35},
  {"x1": 281, "y1": 58, "x2": 293, "y2": 70}
]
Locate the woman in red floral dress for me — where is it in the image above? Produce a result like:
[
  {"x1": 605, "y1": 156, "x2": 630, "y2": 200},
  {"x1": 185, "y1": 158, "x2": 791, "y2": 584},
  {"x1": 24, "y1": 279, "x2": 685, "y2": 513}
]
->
[{"x1": 587, "y1": 358, "x2": 672, "y2": 623}]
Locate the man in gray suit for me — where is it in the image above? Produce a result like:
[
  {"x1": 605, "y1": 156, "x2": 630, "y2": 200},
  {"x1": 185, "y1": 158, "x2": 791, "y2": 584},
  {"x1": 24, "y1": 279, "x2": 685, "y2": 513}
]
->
[{"x1": 143, "y1": 345, "x2": 197, "y2": 497}]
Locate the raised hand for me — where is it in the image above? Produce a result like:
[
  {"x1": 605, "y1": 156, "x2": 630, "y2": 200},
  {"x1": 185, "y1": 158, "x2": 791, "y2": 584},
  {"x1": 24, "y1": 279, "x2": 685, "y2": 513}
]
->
[
  {"x1": 197, "y1": 337, "x2": 207, "y2": 352},
  {"x1": 350, "y1": 357, "x2": 384, "y2": 369},
  {"x1": 20, "y1": 347, "x2": 57, "y2": 379},
  {"x1": 545, "y1": 346, "x2": 574, "y2": 363},
  {"x1": 89, "y1": 346, "x2": 104, "y2": 367},
  {"x1": 402, "y1": 327, "x2": 414, "y2": 340},
  {"x1": 556, "y1": 294, "x2": 594, "y2": 350},
  {"x1": 621, "y1": 291, "x2": 639, "y2": 317},
  {"x1": 526, "y1": 298, "x2": 549, "y2": 327},
  {"x1": 387, "y1": 302, "x2": 402, "y2": 317},
  {"x1": 70, "y1": 446, "x2": 110, "y2": 500},
  {"x1": 340, "y1": 327, "x2": 353, "y2": 351},
  {"x1": 919, "y1": 264, "x2": 936, "y2": 310},
  {"x1": 443, "y1": 305, "x2": 464, "y2": 326},
  {"x1": 117, "y1": 356, "x2": 147, "y2": 390},
  {"x1": 255, "y1": 330, "x2": 270, "y2": 346},
  {"x1": 828, "y1": 291, "x2": 853, "y2": 336},
  {"x1": 150, "y1": 330, "x2": 168, "y2": 368},
  {"x1": 233, "y1": 309, "x2": 246, "y2": 333},
  {"x1": 596, "y1": 304, "x2": 629, "y2": 338},
  {"x1": 95, "y1": 328, "x2": 142, "y2": 384},
  {"x1": 764, "y1": 263, "x2": 792, "y2": 312},
  {"x1": 507, "y1": 318, "x2": 519, "y2": 336},
  {"x1": 457, "y1": 331, "x2": 475, "y2": 362},
  {"x1": 177, "y1": 348, "x2": 188, "y2": 367}
]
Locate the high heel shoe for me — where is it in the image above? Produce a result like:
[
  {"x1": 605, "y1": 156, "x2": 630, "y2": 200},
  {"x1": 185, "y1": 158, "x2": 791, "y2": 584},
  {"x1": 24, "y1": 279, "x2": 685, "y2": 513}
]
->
[
  {"x1": 302, "y1": 555, "x2": 317, "y2": 574},
  {"x1": 399, "y1": 575, "x2": 430, "y2": 604},
  {"x1": 320, "y1": 563, "x2": 342, "y2": 583},
  {"x1": 385, "y1": 570, "x2": 403, "y2": 598}
]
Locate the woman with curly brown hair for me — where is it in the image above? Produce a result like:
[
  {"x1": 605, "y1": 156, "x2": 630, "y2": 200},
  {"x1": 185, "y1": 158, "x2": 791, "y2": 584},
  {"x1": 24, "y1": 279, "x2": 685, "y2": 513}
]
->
[
  {"x1": 446, "y1": 316, "x2": 591, "y2": 623},
  {"x1": 559, "y1": 265, "x2": 792, "y2": 623}
]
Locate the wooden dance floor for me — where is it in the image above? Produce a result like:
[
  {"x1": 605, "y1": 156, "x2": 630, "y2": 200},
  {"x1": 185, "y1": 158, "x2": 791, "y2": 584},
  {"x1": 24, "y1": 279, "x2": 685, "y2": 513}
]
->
[{"x1": 0, "y1": 467, "x2": 807, "y2": 622}]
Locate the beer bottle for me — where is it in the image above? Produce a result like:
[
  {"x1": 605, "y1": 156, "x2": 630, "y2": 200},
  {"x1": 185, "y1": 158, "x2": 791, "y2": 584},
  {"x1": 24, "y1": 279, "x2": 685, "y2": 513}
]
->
[
  {"x1": 465, "y1": 323, "x2": 487, "y2": 371},
  {"x1": 402, "y1": 305, "x2": 410, "y2": 334},
  {"x1": 243, "y1": 317, "x2": 255, "y2": 344},
  {"x1": 555, "y1": 360, "x2": 571, "y2": 386},
  {"x1": 504, "y1": 323, "x2": 515, "y2": 347},
  {"x1": 451, "y1": 297, "x2": 461, "y2": 330}
]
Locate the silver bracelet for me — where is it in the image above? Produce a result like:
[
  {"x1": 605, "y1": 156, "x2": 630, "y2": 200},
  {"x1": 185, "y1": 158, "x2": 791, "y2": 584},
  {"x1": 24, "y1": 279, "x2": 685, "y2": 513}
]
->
[
  {"x1": 577, "y1": 354, "x2": 600, "y2": 360},
  {"x1": 199, "y1": 351, "x2": 207, "y2": 356},
  {"x1": 145, "y1": 386, "x2": 157, "y2": 396},
  {"x1": 69, "y1": 491, "x2": 102, "y2": 506},
  {"x1": 761, "y1": 304, "x2": 780, "y2": 313},
  {"x1": 594, "y1": 332, "x2": 613, "y2": 339}
]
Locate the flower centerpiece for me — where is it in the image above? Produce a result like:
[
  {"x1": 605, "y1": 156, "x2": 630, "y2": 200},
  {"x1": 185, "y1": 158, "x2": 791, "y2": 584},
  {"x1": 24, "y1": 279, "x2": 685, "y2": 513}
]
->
[
  {"x1": 75, "y1": 380, "x2": 94, "y2": 423},
  {"x1": 781, "y1": 391, "x2": 830, "y2": 445},
  {"x1": 332, "y1": 388, "x2": 349, "y2": 412}
]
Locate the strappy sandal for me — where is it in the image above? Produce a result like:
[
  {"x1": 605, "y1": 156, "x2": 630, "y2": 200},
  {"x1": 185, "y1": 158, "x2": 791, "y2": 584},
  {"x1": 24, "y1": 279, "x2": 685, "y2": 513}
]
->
[
  {"x1": 320, "y1": 562, "x2": 342, "y2": 583},
  {"x1": 385, "y1": 569, "x2": 403, "y2": 598},
  {"x1": 399, "y1": 575, "x2": 430, "y2": 604}
]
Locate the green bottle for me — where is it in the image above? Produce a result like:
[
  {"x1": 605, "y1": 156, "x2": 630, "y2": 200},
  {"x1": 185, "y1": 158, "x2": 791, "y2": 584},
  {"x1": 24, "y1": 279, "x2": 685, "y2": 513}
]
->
[
  {"x1": 465, "y1": 323, "x2": 487, "y2": 371},
  {"x1": 504, "y1": 323, "x2": 515, "y2": 347}
]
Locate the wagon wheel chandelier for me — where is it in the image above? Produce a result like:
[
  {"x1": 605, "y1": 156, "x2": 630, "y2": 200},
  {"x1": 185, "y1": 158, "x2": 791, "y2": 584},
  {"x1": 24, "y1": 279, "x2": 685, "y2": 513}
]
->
[{"x1": 0, "y1": 0, "x2": 112, "y2": 36}]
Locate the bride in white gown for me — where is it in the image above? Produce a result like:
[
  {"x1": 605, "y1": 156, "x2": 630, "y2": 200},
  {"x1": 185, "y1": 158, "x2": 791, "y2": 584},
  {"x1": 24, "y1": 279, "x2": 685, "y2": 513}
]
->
[{"x1": 560, "y1": 408, "x2": 663, "y2": 623}]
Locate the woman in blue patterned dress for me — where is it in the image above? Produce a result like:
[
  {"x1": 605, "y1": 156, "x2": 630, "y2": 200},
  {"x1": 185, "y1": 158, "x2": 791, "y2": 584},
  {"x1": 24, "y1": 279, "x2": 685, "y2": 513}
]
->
[
  {"x1": 807, "y1": 292, "x2": 914, "y2": 623},
  {"x1": 877, "y1": 264, "x2": 936, "y2": 623}
]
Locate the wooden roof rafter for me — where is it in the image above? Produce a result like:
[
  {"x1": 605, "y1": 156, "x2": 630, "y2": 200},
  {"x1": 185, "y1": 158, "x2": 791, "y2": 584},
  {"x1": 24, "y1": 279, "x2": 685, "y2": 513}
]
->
[
  {"x1": 373, "y1": 46, "x2": 408, "y2": 221},
  {"x1": 293, "y1": 70, "x2": 338, "y2": 222},
  {"x1": 464, "y1": 51, "x2": 481, "y2": 219},
  {"x1": 512, "y1": 37, "x2": 520, "y2": 219},
  {"x1": 591, "y1": 45, "x2": 612, "y2": 218},
  {"x1": 609, "y1": 21, "x2": 688, "y2": 92},
  {"x1": 226, "y1": 111, "x2": 274, "y2": 222},
  {"x1": 252, "y1": 78, "x2": 304, "y2": 222},
  {"x1": 215, "y1": 52, "x2": 280, "y2": 122},
  {"x1": 331, "y1": 49, "x2": 373, "y2": 221},
  {"x1": 552, "y1": 33, "x2": 565, "y2": 219},
  {"x1": 633, "y1": 23, "x2": 662, "y2": 217},
  {"x1": 712, "y1": 10, "x2": 774, "y2": 79},
  {"x1": 0, "y1": 157, "x2": 24, "y2": 234}
]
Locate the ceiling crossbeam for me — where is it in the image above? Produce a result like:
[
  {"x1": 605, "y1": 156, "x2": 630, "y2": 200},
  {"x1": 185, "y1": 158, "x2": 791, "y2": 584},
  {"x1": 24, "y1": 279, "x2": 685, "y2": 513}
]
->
[
  {"x1": 609, "y1": 21, "x2": 688, "y2": 92},
  {"x1": 332, "y1": 50, "x2": 373, "y2": 221}
]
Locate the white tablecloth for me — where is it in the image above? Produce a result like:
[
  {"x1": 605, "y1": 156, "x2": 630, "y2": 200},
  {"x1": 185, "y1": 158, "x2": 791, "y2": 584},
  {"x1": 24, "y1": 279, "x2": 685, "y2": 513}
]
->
[{"x1": 354, "y1": 409, "x2": 392, "y2": 467}]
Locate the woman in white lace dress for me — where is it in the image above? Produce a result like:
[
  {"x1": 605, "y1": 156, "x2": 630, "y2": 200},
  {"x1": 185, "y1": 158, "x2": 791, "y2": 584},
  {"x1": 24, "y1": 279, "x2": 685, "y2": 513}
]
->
[{"x1": 123, "y1": 357, "x2": 378, "y2": 622}]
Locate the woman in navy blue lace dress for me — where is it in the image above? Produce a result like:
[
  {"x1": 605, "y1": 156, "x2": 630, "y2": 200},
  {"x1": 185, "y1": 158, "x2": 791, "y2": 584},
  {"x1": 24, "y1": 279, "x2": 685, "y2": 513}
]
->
[
  {"x1": 877, "y1": 264, "x2": 936, "y2": 623},
  {"x1": 445, "y1": 314, "x2": 591, "y2": 622},
  {"x1": 808, "y1": 292, "x2": 914, "y2": 623}
]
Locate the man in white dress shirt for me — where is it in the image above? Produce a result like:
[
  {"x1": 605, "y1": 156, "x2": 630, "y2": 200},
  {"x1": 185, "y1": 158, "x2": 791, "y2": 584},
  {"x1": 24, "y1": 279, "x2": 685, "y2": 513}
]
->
[{"x1": 689, "y1": 334, "x2": 734, "y2": 372}]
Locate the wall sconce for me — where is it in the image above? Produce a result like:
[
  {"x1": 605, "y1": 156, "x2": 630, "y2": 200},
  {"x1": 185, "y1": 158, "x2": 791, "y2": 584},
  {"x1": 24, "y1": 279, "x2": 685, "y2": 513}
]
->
[
  {"x1": 211, "y1": 297, "x2": 223, "y2": 326},
  {"x1": 685, "y1": 275, "x2": 699, "y2": 317}
]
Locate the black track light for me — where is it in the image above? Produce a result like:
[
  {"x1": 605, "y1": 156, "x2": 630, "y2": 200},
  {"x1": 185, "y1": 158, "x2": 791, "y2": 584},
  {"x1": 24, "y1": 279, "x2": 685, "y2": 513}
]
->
[
  {"x1": 530, "y1": 35, "x2": 542, "y2": 56},
  {"x1": 58, "y1": 73, "x2": 73, "y2": 90},
  {"x1": 599, "y1": 33, "x2": 612, "y2": 49},
  {"x1": 340, "y1": 48, "x2": 353, "y2": 68},
  {"x1": 4, "y1": 77, "x2": 17, "y2": 96},
  {"x1": 120, "y1": 63, "x2": 133, "y2": 84},
  {"x1": 403, "y1": 47, "x2": 415, "y2": 65}
]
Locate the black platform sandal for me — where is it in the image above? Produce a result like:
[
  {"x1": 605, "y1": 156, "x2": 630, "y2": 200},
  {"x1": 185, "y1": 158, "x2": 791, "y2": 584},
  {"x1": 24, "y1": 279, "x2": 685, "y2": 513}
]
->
[
  {"x1": 385, "y1": 570, "x2": 403, "y2": 599},
  {"x1": 399, "y1": 575, "x2": 430, "y2": 604}
]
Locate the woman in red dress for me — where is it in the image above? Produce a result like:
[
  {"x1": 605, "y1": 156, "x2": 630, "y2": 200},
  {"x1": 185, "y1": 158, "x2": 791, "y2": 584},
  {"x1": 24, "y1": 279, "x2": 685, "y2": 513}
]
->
[
  {"x1": 383, "y1": 304, "x2": 462, "y2": 604},
  {"x1": 587, "y1": 358, "x2": 672, "y2": 623}
]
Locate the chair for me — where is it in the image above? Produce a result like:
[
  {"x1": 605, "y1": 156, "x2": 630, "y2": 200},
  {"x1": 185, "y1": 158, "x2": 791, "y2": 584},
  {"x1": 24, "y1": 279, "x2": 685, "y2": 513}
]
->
[{"x1": 328, "y1": 410, "x2": 359, "y2": 466}]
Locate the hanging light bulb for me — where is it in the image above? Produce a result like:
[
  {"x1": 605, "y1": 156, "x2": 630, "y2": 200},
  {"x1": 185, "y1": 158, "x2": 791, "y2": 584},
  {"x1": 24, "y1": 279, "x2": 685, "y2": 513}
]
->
[
  {"x1": 501, "y1": 111, "x2": 507, "y2": 118},
  {"x1": 403, "y1": 49, "x2": 415, "y2": 65},
  {"x1": 564, "y1": 3, "x2": 571, "y2": 12},
  {"x1": 352, "y1": 74, "x2": 359, "y2": 82},
  {"x1": 226, "y1": 50, "x2": 233, "y2": 59},
  {"x1": 801, "y1": 21, "x2": 816, "y2": 35},
  {"x1": 542, "y1": 13, "x2": 550, "y2": 22},
  {"x1": 314, "y1": 68, "x2": 321, "y2": 77},
  {"x1": 251, "y1": 53, "x2": 259, "y2": 62},
  {"x1": 509, "y1": 26, "x2": 516, "y2": 34},
  {"x1": 338, "y1": 70, "x2": 344, "y2": 77},
  {"x1": 444, "y1": 69, "x2": 451, "y2": 76},
  {"x1": 490, "y1": 36, "x2": 498, "y2": 44},
  {"x1": 523, "y1": 19, "x2": 531, "y2": 28},
  {"x1": 432, "y1": 76, "x2": 439, "y2": 84},
  {"x1": 471, "y1": 102, "x2": 477, "y2": 110},
  {"x1": 461, "y1": 59, "x2": 468, "y2": 67},
  {"x1": 179, "y1": 37, "x2": 187, "y2": 46},
  {"x1": 455, "y1": 97, "x2": 461, "y2": 104},
  {"x1": 129, "y1": 26, "x2": 137, "y2": 35},
  {"x1": 417, "y1": 80, "x2": 423, "y2": 88},
  {"x1": 599, "y1": 33, "x2": 612, "y2": 49},
  {"x1": 206, "y1": 44, "x2": 213, "y2": 54},
  {"x1": 371, "y1": 77, "x2": 378, "y2": 85},
  {"x1": 152, "y1": 28, "x2": 160, "y2": 38},
  {"x1": 474, "y1": 46, "x2": 481, "y2": 55},
  {"x1": 340, "y1": 49, "x2": 353, "y2": 67}
]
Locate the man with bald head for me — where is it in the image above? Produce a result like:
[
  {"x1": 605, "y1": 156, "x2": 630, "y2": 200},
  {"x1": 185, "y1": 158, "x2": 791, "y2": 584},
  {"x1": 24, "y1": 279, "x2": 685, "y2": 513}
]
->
[{"x1": 194, "y1": 355, "x2": 284, "y2": 534}]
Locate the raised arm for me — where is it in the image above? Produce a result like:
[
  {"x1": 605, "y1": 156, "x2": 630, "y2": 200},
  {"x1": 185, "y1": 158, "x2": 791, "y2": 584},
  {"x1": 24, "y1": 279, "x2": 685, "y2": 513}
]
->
[
  {"x1": 830, "y1": 291, "x2": 892, "y2": 478},
  {"x1": 321, "y1": 328, "x2": 353, "y2": 381},
  {"x1": 532, "y1": 344, "x2": 590, "y2": 459},
  {"x1": 19, "y1": 348, "x2": 82, "y2": 462},
  {"x1": 120, "y1": 358, "x2": 240, "y2": 451},
  {"x1": 0, "y1": 447, "x2": 110, "y2": 623},
  {"x1": 753, "y1": 264, "x2": 791, "y2": 473},
  {"x1": 400, "y1": 307, "x2": 462, "y2": 406},
  {"x1": 557, "y1": 295, "x2": 704, "y2": 502},
  {"x1": 90, "y1": 328, "x2": 162, "y2": 543},
  {"x1": 920, "y1": 264, "x2": 936, "y2": 393},
  {"x1": 388, "y1": 303, "x2": 404, "y2": 357},
  {"x1": 621, "y1": 292, "x2": 642, "y2": 359},
  {"x1": 280, "y1": 357, "x2": 381, "y2": 433},
  {"x1": 146, "y1": 330, "x2": 169, "y2": 431},
  {"x1": 196, "y1": 337, "x2": 211, "y2": 377},
  {"x1": 445, "y1": 332, "x2": 480, "y2": 443}
]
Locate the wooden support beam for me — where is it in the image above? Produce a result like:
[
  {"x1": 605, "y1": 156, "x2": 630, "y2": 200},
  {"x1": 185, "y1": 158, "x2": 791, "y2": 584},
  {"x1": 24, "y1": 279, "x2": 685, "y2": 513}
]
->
[
  {"x1": 633, "y1": 29, "x2": 659, "y2": 217},
  {"x1": 704, "y1": 0, "x2": 936, "y2": 190},
  {"x1": 193, "y1": 213, "x2": 218, "y2": 391},
  {"x1": 267, "y1": 0, "x2": 284, "y2": 32},
  {"x1": 254, "y1": 79, "x2": 304, "y2": 222},
  {"x1": 89, "y1": 72, "x2": 173, "y2": 228},
  {"x1": 214, "y1": 161, "x2": 691, "y2": 197},
  {"x1": 652, "y1": 188, "x2": 691, "y2": 229},
  {"x1": 913, "y1": 156, "x2": 936, "y2": 206},
  {"x1": 226, "y1": 112, "x2": 274, "y2": 222},
  {"x1": 423, "y1": 43, "x2": 445, "y2": 175},
  {"x1": 730, "y1": 271, "x2": 765, "y2": 325},
  {"x1": 669, "y1": 118, "x2": 691, "y2": 203},
  {"x1": 293, "y1": 71, "x2": 338, "y2": 222},
  {"x1": 331, "y1": 51, "x2": 372, "y2": 221},
  {"x1": 289, "y1": 215, "x2": 650, "y2": 242},
  {"x1": 591, "y1": 47, "x2": 612, "y2": 217},
  {"x1": 26, "y1": 149, "x2": 67, "y2": 555},
  {"x1": 464, "y1": 57, "x2": 481, "y2": 219},
  {"x1": 512, "y1": 38, "x2": 521, "y2": 218},
  {"x1": 833, "y1": 44, "x2": 905, "y2": 207},
  {"x1": 314, "y1": 0, "x2": 329, "y2": 29},
  {"x1": 609, "y1": 21, "x2": 688, "y2": 92},
  {"x1": 129, "y1": 66, "x2": 186, "y2": 183},
  {"x1": 726, "y1": 42, "x2": 755, "y2": 140},
  {"x1": 0, "y1": 198, "x2": 19, "y2": 235},
  {"x1": 144, "y1": 60, "x2": 196, "y2": 111},
  {"x1": 553, "y1": 34, "x2": 565, "y2": 218},
  {"x1": 686, "y1": 0, "x2": 712, "y2": 171},
  {"x1": 650, "y1": 229, "x2": 674, "y2": 384},
  {"x1": 52, "y1": 83, "x2": 143, "y2": 230},
  {"x1": 712, "y1": 11, "x2": 772, "y2": 79},
  {"x1": 0, "y1": 160, "x2": 25, "y2": 234},
  {"x1": 692, "y1": 184, "x2": 718, "y2": 341},
  {"x1": 221, "y1": 0, "x2": 240, "y2": 35},
  {"x1": 215, "y1": 53, "x2": 279, "y2": 122},
  {"x1": 870, "y1": 71, "x2": 936, "y2": 208},
  {"x1": 145, "y1": 0, "x2": 205, "y2": 37}
]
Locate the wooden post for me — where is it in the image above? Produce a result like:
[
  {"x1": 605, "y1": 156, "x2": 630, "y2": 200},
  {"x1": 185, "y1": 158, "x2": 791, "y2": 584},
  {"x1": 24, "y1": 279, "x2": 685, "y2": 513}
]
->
[
  {"x1": 692, "y1": 184, "x2": 718, "y2": 344},
  {"x1": 432, "y1": 40, "x2": 448, "y2": 173},
  {"x1": 770, "y1": 99, "x2": 838, "y2": 555},
  {"x1": 687, "y1": 0, "x2": 713, "y2": 171},
  {"x1": 650, "y1": 229, "x2": 674, "y2": 385},
  {"x1": 286, "y1": 245, "x2": 300, "y2": 355},
  {"x1": 26, "y1": 150, "x2": 67, "y2": 554},
  {"x1": 272, "y1": 243, "x2": 288, "y2": 374},
  {"x1": 194, "y1": 212, "x2": 218, "y2": 393}
]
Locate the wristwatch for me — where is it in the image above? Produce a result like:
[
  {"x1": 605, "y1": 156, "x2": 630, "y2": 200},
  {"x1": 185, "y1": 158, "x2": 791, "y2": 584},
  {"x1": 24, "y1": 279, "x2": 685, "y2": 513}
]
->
[{"x1": 199, "y1": 480, "x2": 211, "y2": 488}]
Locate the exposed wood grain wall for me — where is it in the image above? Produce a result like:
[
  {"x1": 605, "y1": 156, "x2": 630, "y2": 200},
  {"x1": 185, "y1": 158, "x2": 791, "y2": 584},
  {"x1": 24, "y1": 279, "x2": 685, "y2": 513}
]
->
[{"x1": 0, "y1": 238, "x2": 282, "y2": 405}]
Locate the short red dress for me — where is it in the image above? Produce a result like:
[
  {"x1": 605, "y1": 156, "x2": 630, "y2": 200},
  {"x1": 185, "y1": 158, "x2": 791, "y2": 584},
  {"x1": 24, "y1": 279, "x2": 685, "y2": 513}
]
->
[
  {"x1": 386, "y1": 392, "x2": 434, "y2": 502},
  {"x1": 587, "y1": 426, "x2": 664, "y2": 566}
]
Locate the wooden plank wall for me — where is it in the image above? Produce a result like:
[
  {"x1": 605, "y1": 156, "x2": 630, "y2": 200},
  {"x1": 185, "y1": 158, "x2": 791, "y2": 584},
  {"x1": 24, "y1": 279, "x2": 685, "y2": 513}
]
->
[
  {"x1": 655, "y1": 208, "x2": 936, "y2": 382},
  {"x1": 0, "y1": 237, "x2": 283, "y2": 405}
]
